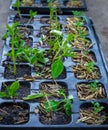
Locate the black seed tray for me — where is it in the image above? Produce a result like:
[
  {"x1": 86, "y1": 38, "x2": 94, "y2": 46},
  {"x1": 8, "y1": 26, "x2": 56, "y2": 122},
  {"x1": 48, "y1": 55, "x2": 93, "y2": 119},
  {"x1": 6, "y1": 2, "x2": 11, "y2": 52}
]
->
[
  {"x1": 10, "y1": 0, "x2": 87, "y2": 14},
  {"x1": 6, "y1": 14, "x2": 97, "y2": 48},
  {"x1": 8, "y1": 14, "x2": 92, "y2": 27},
  {"x1": 1, "y1": 15, "x2": 108, "y2": 129}
]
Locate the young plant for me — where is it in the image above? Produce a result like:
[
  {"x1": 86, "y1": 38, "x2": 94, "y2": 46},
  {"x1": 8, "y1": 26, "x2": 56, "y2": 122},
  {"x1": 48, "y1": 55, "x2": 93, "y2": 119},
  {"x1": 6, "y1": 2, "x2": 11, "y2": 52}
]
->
[
  {"x1": 91, "y1": 101, "x2": 104, "y2": 114},
  {"x1": 72, "y1": 11, "x2": 85, "y2": 18},
  {"x1": 89, "y1": 80, "x2": 99, "y2": 92},
  {"x1": 49, "y1": 30, "x2": 76, "y2": 79},
  {"x1": 48, "y1": 0, "x2": 60, "y2": 31},
  {"x1": 15, "y1": 47, "x2": 49, "y2": 66},
  {"x1": 13, "y1": 0, "x2": 21, "y2": 16},
  {"x1": 0, "y1": 81, "x2": 19, "y2": 100},
  {"x1": 43, "y1": 89, "x2": 73, "y2": 116},
  {"x1": 85, "y1": 61, "x2": 95, "y2": 73},
  {"x1": 27, "y1": 10, "x2": 37, "y2": 25},
  {"x1": 2, "y1": 22, "x2": 22, "y2": 75},
  {"x1": 23, "y1": 88, "x2": 73, "y2": 116}
]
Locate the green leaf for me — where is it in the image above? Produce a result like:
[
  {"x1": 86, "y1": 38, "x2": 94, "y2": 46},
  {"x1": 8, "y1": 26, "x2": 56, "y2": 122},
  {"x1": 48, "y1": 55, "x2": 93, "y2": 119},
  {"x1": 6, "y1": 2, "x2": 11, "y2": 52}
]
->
[
  {"x1": 2, "y1": 32, "x2": 10, "y2": 40},
  {"x1": 29, "y1": 10, "x2": 37, "y2": 18},
  {"x1": 0, "y1": 92, "x2": 8, "y2": 98},
  {"x1": 64, "y1": 102, "x2": 72, "y2": 116},
  {"x1": 30, "y1": 55, "x2": 37, "y2": 65},
  {"x1": 23, "y1": 93, "x2": 44, "y2": 100},
  {"x1": 6, "y1": 81, "x2": 19, "y2": 98},
  {"x1": 51, "y1": 58, "x2": 64, "y2": 79},
  {"x1": 67, "y1": 33, "x2": 75, "y2": 41},
  {"x1": 45, "y1": 100, "x2": 60, "y2": 112}
]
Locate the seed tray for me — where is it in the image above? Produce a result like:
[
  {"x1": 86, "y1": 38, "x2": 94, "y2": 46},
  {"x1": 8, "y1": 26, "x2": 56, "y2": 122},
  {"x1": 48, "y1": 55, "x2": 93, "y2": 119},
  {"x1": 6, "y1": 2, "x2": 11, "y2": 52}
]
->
[
  {"x1": 1, "y1": 14, "x2": 108, "y2": 129},
  {"x1": 10, "y1": 0, "x2": 87, "y2": 14},
  {"x1": 8, "y1": 14, "x2": 93, "y2": 27},
  {"x1": 7, "y1": 14, "x2": 97, "y2": 48}
]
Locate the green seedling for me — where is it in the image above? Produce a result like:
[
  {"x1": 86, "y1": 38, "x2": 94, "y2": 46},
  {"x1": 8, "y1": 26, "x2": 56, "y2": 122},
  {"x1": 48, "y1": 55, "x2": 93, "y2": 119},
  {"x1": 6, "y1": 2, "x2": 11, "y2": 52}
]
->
[
  {"x1": 27, "y1": 10, "x2": 37, "y2": 25},
  {"x1": 91, "y1": 101, "x2": 104, "y2": 114},
  {"x1": 48, "y1": 0, "x2": 60, "y2": 31},
  {"x1": 72, "y1": 11, "x2": 85, "y2": 17},
  {"x1": 23, "y1": 88, "x2": 73, "y2": 116},
  {"x1": 2, "y1": 22, "x2": 21, "y2": 75},
  {"x1": 85, "y1": 61, "x2": 95, "y2": 73},
  {"x1": 44, "y1": 89, "x2": 73, "y2": 116},
  {"x1": 15, "y1": 47, "x2": 49, "y2": 66},
  {"x1": 49, "y1": 30, "x2": 76, "y2": 79},
  {"x1": 0, "y1": 81, "x2": 19, "y2": 100},
  {"x1": 89, "y1": 80, "x2": 99, "y2": 92},
  {"x1": 13, "y1": 0, "x2": 21, "y2": 18}
]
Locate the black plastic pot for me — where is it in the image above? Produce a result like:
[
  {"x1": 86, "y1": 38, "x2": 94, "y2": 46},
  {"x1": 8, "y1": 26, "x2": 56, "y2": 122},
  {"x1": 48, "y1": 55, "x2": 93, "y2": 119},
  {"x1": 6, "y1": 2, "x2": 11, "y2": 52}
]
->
[
  {"x1": 0, "y1": 14, "x2": 108, "y2": 129},
  {"x1": 10, "y1": 0, "x2": 87, "y2": 14}
]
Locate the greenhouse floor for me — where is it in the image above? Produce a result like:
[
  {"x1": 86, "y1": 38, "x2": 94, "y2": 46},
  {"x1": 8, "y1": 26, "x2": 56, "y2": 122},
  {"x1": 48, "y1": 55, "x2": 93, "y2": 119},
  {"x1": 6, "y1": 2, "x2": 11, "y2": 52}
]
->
[{"x1": 0, "y1": 0, "x2": 108, "y2": 65}]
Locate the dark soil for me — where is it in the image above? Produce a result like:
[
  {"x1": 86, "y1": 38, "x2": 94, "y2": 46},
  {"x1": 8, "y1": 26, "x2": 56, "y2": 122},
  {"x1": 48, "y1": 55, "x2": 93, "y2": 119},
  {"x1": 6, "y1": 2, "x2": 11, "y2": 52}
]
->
[
  {"x1": 72, "y1": 51, "x2": 97, "y2": 63},
  {"x1": 18, "y1": 25, "x2": 33, "y2": 37},
  {"x1": 64, "y1": 0, "x2": 83, "y2": 7},
  {"x1": 76, "y1": 82, "x2": 106, "y2": 100},
  {"x1": 40, "y1": 81, "x2": 68, "y2": 100},
  {"x1": 34, "y1": 65, "x2": 66, "y2": 79},
  {"x1": 0, "y1": 102, "x2": 29, "y2": 125},
  {"x1": 9, "y1": 37, "x2": 33, "y2": 48},
  {"x1": 73, "y1": 65, "x2": 101, "y2": 80},
  {"x1": 39, "y1": 104, "x2": 71, "y2": 125},
  {"x1": 1, "y1": 81, "x2": 30, "y2": 99},
  {"x1": 40, "y1": 16, "x2": 60, "y2": 24},
  {"x1": 4, "y1": 64, "x2": 31, "y2": 79},
  {"x1": 40, "y1": 0, "x2": 60, "y2": 7},
  {"x1": 77, "y1": 102, "x2": 108, "y2": 125},
  {"x1": 14, "y1": 14, "x2": 33, "y2": 24}
]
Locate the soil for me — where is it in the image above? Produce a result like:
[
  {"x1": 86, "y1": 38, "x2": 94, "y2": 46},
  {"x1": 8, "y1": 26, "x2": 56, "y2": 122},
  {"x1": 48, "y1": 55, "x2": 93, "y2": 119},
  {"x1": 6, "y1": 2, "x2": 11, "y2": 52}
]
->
[
  {"x1": 73, "y1": 64, "x2": 101, "y2": 80},
  {"x1": 3, "y1": 64, "x2": 31, "y2": 79},
  {"x1": 40, "y1": 82, "x2": 68, "y2": 100},
  {"x1": 21, "y1": 0, "x2": 35, "y2": 6},
  {"x1": 40, "y1": 16, "x2": 59, "y2": 24},
  {"x1": 14, "y1": 14, "x2": 33, "y2": 24},
  {"x1": 9, "y1": 37, "x2": 33, "y2": 48},
  {"x1": 0, "y1": 102, "x2": 29, "y2": 125},
  {"x1": 34, "y1": 65, "x2": 66, "y2": 79},
  {"x1": 72, "y1": 51, "x2": 96, "y2": 63},
  {"x1": 65, "y1": 0, "x2": 83, "y2": 7},
  {"x1": 77, "y1": 103, "x2": 108, "y2": 125},
  {"x1": 1, "y1": 81, "x2": 30, "y2": 99},
  {"x1": 36, "y1": 26, "x2": 51, "y2": 37},
  {"x1": 70, "y1": 37, "x2": 93, "y2": 49},
  {"x1": 41, "y1": 0, "x2": 60, "y2": 7},
  {"x1": 17, "y1": 25, "x2": 33, "y2": 37},
  {"x1": 76, "y1": 82, "x2": 106, "y2": 100},
  {"x1": 39, "y1": 105, "x2": 71, "y2": 124}
]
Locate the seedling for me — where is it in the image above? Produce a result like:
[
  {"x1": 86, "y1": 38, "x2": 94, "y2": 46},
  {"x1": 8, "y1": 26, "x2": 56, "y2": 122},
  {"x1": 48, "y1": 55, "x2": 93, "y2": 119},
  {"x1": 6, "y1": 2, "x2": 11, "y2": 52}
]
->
[
  {"x1": 2, "y1": 22, "x2": 22, "y2": 75},
  {"x1": 15, "y1": 47, "x2": 49, "y2": 66},
  {"x1": 13, "y1": 0, "x2": 21, "y2": 16},
  {"x1": 86, "y1": 61, "x2": 95, "y2": 73},
  {"x1": 49, "y1": 30, "x2": 76, "y2": 79},
  {"x1": 89, "y1": 80, "x2": 99, "y2": 92},
  {"x1": 27, "y1": 10, "x2": 37, "y2": 25},
  {"x1": 72, "y1": 11, "x2": 85, "y2": 18},
  {"x1": 23, "y1": 88, "x2": 73, "y2": 116},
  {"x1": 48, "y1": 0, "x2": 60, "y2": 31},
  {"x1": 91, "y1": 101, "x2": 104, "y2": 114},
  {"x1": 0, "y1": 81, "x2": 19, "y2": 101}
]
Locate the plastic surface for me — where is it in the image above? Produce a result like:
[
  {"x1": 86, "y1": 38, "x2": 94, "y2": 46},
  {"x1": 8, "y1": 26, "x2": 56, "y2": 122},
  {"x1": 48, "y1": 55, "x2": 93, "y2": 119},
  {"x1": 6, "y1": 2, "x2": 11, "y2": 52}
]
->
[
  {"x1": 0, "y1": 14, "x2": 108, "y2": 129},
  {"x1": 10, "y1": 0, "x2": 87, "y2": 14}
]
